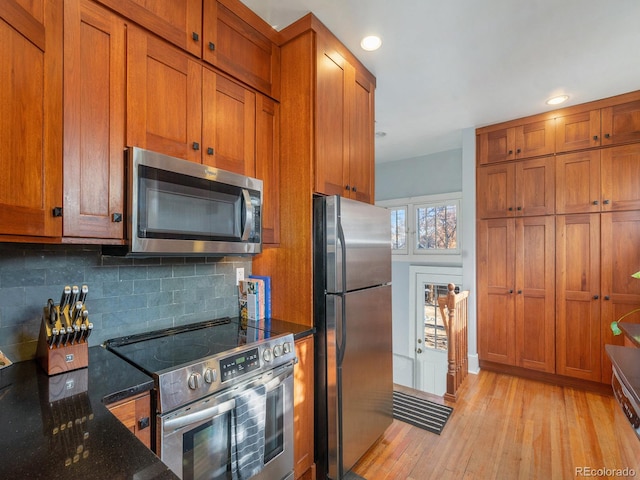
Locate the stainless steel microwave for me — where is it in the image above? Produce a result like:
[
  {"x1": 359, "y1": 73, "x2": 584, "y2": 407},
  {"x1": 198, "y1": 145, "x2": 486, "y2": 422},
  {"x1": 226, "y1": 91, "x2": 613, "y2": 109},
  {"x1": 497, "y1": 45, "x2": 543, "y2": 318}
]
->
[{"x1": 122, "y1": 147, "x2": 262, "y2": 257}]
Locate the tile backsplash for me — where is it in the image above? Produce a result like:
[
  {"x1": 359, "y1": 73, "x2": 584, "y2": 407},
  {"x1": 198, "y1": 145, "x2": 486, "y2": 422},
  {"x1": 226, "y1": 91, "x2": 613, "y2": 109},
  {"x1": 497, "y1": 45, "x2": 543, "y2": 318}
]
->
[{"x1": 0, "y1": 243, "x2": 251, "y2": 362}]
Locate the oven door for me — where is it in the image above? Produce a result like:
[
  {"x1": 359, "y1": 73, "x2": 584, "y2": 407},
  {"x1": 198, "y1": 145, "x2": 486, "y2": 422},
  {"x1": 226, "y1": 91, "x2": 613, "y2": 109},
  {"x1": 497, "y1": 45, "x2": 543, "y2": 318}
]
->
[{"x1": 159, "y1": 363, "x2": 294, "y2": 480}]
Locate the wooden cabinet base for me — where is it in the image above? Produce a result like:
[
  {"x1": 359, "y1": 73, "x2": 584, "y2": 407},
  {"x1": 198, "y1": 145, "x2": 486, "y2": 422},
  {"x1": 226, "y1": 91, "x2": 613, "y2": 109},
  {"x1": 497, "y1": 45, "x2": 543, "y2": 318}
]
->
[{"x1": 297, "y1": 463, "x2": 317, "y2": 480}]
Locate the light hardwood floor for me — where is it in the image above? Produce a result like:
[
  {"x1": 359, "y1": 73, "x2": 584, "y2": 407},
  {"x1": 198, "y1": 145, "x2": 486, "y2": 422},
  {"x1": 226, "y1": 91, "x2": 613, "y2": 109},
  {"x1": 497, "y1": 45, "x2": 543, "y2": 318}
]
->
[{"x1": 351, "y1": 371, "x2": 640, "y2": 480}]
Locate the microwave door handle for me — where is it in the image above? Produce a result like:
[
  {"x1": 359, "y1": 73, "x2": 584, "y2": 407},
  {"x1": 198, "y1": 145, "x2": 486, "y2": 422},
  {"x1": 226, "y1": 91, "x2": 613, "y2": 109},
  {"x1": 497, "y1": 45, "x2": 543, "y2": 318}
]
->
[{"x1": 241, "y1": 188, "x2": 253, "y2": 241}]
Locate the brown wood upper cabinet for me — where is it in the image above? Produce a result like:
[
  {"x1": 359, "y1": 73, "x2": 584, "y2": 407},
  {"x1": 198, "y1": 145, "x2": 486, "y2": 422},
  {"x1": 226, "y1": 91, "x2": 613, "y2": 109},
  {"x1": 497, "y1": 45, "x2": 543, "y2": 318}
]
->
[
  {"x1": 555, "y1": 100, "x2": 640, "y2": 153},
  {"x1": 477, "y1": 119, "x2": 554, "y2": 165},
  {"x1": 556, "y1": 144, "x2": 640, "y2": 214},
  {"x1": 477, "y1": 156, "x2": 555, "y2": 219},
  {"x1": 313, "y1": 30, "x2": 376, "y2": 203},
  {"x1": 0, "y1": 0, "x2": 63, "y2": 239},
  {"x1": 202, "y1": 0, "x2": 281, "y2": 100},
  {"x1": 63, "y1": 0, "x2": 125, "y2": 241},
  {"x1": 255, "y1": 95, "x2": 280, "y2": 245}
]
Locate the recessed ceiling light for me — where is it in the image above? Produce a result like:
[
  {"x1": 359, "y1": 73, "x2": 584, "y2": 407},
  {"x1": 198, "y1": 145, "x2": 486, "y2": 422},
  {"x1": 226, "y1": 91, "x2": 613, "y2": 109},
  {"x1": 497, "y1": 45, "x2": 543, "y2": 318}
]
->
[
  {"x1": 361, "y1": 35, "x2": 382, "y2": 51},
  {"x1": 546, "y1": 95, "x2": 569, "y2": 106}
]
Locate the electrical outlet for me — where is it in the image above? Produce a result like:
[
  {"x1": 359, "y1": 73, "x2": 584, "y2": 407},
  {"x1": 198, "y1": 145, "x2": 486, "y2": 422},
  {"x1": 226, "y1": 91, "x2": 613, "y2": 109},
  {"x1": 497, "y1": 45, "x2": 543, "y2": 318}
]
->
[{"x1": 236, "y1": 267, "x2": 245, "y2": 285}]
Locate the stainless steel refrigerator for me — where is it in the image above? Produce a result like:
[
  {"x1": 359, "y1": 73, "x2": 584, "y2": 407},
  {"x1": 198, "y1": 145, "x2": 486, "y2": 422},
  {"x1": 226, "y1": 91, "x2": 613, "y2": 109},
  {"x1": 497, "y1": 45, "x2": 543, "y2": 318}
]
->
[{"x1": 313, "y1": 195, "x2": 393, "y2": 480}]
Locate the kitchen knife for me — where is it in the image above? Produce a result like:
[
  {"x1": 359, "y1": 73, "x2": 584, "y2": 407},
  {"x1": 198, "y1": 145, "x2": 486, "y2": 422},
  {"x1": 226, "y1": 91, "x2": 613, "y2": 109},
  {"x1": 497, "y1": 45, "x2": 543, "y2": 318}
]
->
[
  {"x1": 78, "y1": 285, "x2": 88, "y2": 306},
  {"x1": 68, "y1": 286, "x2": 79, "y2": 313},
  {"x1": 85, "y1": 321, "x2": 93, "y2": 342},
  {"x1": 48, "y1": 327, "x2": 58, "y2": 349},
  {"x1": 71, "y1": 324, "x2": 80, "y2": 345},
  {"x1": 79, "y1": 323, "x2": 87, "y2": 343},
  {"x1": 59, "y1": 286, "x2": 71, "y2": 312}
]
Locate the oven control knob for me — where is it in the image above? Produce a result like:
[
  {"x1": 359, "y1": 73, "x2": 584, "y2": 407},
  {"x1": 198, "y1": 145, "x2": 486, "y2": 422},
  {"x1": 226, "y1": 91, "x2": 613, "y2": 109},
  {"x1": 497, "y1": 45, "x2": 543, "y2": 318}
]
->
[
  {"x1": 204, "y1": 368, "x2": 217, "y2": 384},
  {"x1": 188, "y1": 372, "x2": 201, "y2": 390},
  {"x1": 283, "y1": 342, "x2": 292, "y2": 354},
  {"x1": 263, "y1": 348, "x2": 273, "y2": 363},
  {"x1": 273, "y1": 344, "x2": 283, "y2": 357}
]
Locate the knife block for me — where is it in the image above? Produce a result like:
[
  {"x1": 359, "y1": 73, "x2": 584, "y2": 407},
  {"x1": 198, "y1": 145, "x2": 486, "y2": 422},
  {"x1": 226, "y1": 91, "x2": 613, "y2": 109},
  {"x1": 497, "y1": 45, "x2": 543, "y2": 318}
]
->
[{"x1": 37, "y1": 308, "x2": 89, "y2": 376}]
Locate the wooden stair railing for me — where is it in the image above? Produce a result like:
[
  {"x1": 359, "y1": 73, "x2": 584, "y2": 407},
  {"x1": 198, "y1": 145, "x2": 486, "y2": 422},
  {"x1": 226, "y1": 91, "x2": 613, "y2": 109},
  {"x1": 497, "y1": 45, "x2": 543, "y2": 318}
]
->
[{"x1": 438, "y1": 283, "x2": 469, "y2": 402}]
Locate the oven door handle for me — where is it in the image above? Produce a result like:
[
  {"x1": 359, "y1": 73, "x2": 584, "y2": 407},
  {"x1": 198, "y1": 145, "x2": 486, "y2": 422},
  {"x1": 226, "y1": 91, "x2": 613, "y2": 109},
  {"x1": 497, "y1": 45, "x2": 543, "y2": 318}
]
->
[{"x1": 163, "y1": 398, "x2": 236, "y2": 432}]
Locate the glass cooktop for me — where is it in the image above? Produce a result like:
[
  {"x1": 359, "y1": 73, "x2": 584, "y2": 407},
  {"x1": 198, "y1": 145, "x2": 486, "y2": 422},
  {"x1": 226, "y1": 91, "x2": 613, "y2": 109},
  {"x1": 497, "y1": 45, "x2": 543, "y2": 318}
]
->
[{"x1": 105, "y1": 317, "x2": 273, "y2": 375}]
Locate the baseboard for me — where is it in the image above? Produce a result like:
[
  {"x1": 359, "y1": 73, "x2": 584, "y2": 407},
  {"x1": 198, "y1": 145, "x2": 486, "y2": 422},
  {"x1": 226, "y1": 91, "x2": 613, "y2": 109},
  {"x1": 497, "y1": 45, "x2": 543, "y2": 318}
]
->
[{"x1": 467, "y1": 353, "x2": 480, "y2": 374}]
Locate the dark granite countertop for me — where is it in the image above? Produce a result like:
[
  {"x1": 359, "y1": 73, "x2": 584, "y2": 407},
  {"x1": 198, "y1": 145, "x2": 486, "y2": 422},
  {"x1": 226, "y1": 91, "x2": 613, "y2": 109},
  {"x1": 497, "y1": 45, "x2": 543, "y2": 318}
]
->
[
  {"x1": 605, "y1": 344, "x2": 640, "y2": 406},
  {"x1": 0, "y1": 319, "x2": 313, "y2": 479},
  {"x1": 0, "y1": 346, "x2": 177, "y2": 480},
  {"x1": 620, "y1": 322, "x2": 640, "y2": 348}
]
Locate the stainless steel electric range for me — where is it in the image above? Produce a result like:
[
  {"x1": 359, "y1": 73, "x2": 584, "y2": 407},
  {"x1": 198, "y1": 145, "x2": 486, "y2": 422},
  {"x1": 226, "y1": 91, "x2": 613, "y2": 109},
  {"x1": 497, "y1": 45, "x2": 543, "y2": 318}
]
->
[{"x1": 105, "y1": 317, "x2": 296, "y2": 480}]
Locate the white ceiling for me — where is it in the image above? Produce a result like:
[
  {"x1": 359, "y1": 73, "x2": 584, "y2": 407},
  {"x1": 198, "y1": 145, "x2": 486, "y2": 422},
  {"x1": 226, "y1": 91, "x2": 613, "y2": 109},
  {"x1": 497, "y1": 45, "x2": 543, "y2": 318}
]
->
[{"x1": 240, "y1": 0, "x2": 640, "y2": 164}]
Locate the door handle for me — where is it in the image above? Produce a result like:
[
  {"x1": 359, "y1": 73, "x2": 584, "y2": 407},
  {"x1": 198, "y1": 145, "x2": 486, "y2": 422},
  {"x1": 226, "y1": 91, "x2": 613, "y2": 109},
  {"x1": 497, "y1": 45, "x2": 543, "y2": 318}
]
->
[{"x1": 416, "y1": 348, "x2": 423, "y2": 354}]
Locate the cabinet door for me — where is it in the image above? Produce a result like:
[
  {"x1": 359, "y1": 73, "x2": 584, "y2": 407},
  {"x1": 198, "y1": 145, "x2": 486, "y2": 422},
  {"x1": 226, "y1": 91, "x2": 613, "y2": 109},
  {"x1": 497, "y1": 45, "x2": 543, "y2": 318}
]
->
[
  {"x1": 202, "y1": 0, "x2": 280, "y2": 99},
  {"x1": 63, "y1": 0, "x2": 125, "y2": 240},
  {"x1": 477, "y1": 219, "x2": 516, "y2": 366},
  {"x1": 601, "y1": 99, "x2": 640, "y2": 146},
  {"x1": 601, "y1": 144, "x2": 640, "y2": 212},
  {"x1": 107, "y1": 392, "x2": 151, "y2": 449},
  {"x1": 555, "y1": 110, "x2": 601, "y2": 153},
  {"x1": 96, "y1": 0, "x2": 201, "y2": 57},
  {"x1": 515, "y1": 119, "x2": 555, "y2": 159},
  {"x1": 315, "y1": 47, "x2": 349, "y2": 197},
  {"x1": 127, "y1": 27, "x2": 202, "y2": 163},
  {"x1": 347, "y1": 67, "x2": 375, "y2": 204},
  {"x1": 202, "y1": 69, "x2": 256, "y2": 176},
  {"x1": 293, "y1": 336, "x2": 314, "y2": 479},
  {"x1": 515, "y1": 216, "x2": 555, "y2": 373},
  {"x1": 600, "y1": 211, "x2": 640, "y2": 383},
  {"x1": 515, "y1": 156, "x2": 555, "y2": 216},
  {"x1": 555, "y1": 214, "x2": 601, "y2": 381},
  {"x1": 256, "y1": 95, "x2": 280, "y2": 245},
  {"x1": 0, "y1": 0, "x2": 62, "y2": 238},
  {"x1": 476, "y1": 163, "x2": 515, "y2": 218},
  {"x1": 556, "y1": 151, "x2": 601, "y2": 214},
  {"x1": 477, "y1": 127, "x2": 516, "y2": 165}
]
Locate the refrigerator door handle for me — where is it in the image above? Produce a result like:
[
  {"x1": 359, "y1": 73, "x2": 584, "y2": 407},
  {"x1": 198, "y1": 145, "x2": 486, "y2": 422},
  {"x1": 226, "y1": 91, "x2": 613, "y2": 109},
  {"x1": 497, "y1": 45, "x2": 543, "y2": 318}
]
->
[{"x1": 336, "y1": 220, "x2": 348, "y2": 367}]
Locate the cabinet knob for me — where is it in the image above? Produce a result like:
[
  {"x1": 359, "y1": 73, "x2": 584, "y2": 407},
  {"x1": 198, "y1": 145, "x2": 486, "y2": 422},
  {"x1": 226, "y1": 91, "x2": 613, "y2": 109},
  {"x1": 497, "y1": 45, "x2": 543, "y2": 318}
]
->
[
  {"x1": 52, "y1": 206, "x2": 63, "y2": 217},
  {"x1": 138, "y1": 417, "x2": 150, "y2": 431},
  {"x1": 517, "y1": 206, "x2": 522, "y2": 211},
  {"x1": 593, "y1": 295, "x2": 599, "y2": 300},
  {"x1": 517, "y1": 290, "x2": 522, "y2": 294},
  {"x1": 192, "y1": 32, "x2": 199, "y2": 42},
  {"x1": 207, "y1": 147, "x2": 214, "y2": 155},
  {"x1": 209, "y1": 42, "x2": 215, "y2": 51},
  {"x1": 351, "y1": 186, "x2": 357, "y2": 192},
  {"x1": 112, "y1": 213, "x2": 123, "y2": 223},
  {"x1": 593, "y1": 135, "x2": 598, "y2": 140},
  {"x1": 192, "y1": 142, "x2": 200, "y2": 151},
  {"x1": 603, "y1": 199, "x2": 610, "y2": 205},
  {"x1": 593, "y1": 200, "x2": 599, "y2": 205},
  {"x1": 508, "y1": 289, "x2": 514, "y2": 294},
  {"x1": 604, "y1": 133, "x2": 611, "y2": 139},
  {"x1": 604, "y1": 295, "x2": 610, "y2": 300},
  {"x1": 508, "y1": 150, "x2": 513, "y2": 155},
  {"x1": 516, "y1": 148, "x2": 521, "y2": 154},
  {"x1": 345, "y1": 185, "x2": 350, "y2": 191},
  {"x1": 508, "y1": 207, "x2": 514, "y2": 211}
]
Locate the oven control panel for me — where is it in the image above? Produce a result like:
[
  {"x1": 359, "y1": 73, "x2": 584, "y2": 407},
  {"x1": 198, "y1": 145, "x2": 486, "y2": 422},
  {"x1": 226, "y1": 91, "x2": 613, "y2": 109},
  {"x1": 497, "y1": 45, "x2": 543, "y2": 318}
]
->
[{"x1": 220, "y1": 348, "x2": 260, "y2": 382}]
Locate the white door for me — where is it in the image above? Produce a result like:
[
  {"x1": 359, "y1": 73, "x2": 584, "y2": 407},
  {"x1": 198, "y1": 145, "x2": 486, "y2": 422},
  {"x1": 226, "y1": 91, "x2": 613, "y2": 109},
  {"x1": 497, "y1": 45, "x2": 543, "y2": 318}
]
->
[{"x1": 411, "y1": 268, "x2": 462, "y2": 395}]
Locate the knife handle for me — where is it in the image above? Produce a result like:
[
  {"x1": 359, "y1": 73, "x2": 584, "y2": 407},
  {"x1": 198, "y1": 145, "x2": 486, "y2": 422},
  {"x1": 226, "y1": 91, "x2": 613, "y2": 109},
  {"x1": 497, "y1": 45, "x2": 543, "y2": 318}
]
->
[
  {"x1": 78, "y1": 285, "x2": 88, "y2": 305},
  {"x1": 85, "y1": 322, "x2": 93, "y2": 341},
  {"x1": 60, "y1": 286, "x2": 71, "y2": 311},
  {"x1": 68, "y1": 286, "x2": 80, "y2": 312}
]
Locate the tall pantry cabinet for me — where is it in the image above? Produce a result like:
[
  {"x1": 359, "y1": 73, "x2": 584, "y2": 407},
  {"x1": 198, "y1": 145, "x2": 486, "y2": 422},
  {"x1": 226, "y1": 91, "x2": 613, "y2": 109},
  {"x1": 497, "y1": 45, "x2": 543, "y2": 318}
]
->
[{"x1": 477, "y1": 90, "x2": 640, "y2": 385}]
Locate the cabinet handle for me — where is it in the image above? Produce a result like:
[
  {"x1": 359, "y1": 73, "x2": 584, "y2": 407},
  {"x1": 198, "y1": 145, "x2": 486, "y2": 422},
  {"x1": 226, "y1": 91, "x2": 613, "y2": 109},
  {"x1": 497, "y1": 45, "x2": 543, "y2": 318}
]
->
[
  {"x1": 517, "y1": 206, "x2": 522, "y2": 211},
  {"x1": 209, "y1": 42, "x2": 215, "y2": 51},
  {"x1": 593, "y1": 295, "x2": 599, "y2": 300},
  {"x1": 604, "y1": 133, "x2": 611, "y2": 139},
  {"x1": 508, "y1": 289, "x2": 514, "y2": 294},
  {"x1": 508, "y1": 150, "x2": 513, "y2": 155},
  {"x1": 593, "y1": 135, "x2": 598, "y2": 140},
  {"x1": 192, "y1": 142, "x2": 200, "y2": 151},
  {"x1": 138, "y1": 417, "x2": 150, "y2": 431},
  {"x1": 345, "y1": 185, "x2": 350, "y2": 191},
  {"x1": 508, "y1": 207, "x2": 514, "y2": 211},
  {"x1": 351, "y1": 186, "x2": 357, "y2": 192},
  {"x1": 52, "y1": 206, "x2": 63, "y2": 217},
  {"x1": 604, "y1": 295, "x2": 610, "y2": 300},
  {"x1": 603, "y1": 199, "x2": 610, "y2": 205},
  {"x1": 517, "y1": 290, "x2": 522, "y2": 294},
  {"x1": 207, "y1": 147, "x2": 214, "y2": 155},
  {"x1": 516, "y1": 148, "x2": 521, "y2": 154},
  {"x1": 593, "y1": 200, "x2": 599, "y2": 205},
  {"x1": 192, "y1": 32, "x2": 199, "y2": 42},
  {"x1": 112, "y1": 213, "x2": 123, "y2": 223}
]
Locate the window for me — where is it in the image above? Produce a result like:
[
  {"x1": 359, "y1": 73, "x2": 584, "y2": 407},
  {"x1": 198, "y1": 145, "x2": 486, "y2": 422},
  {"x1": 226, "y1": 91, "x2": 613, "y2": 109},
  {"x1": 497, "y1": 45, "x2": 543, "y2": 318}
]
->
[
  {"x1": 389, "y1": 206, "x2": 408, "y2": 254},
  {"x1": 378, "y1": 192, "x2": 461, "y2": 261},
  {"x1": 422, "y1": 283, "x2": 450, "y2": 351}
]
